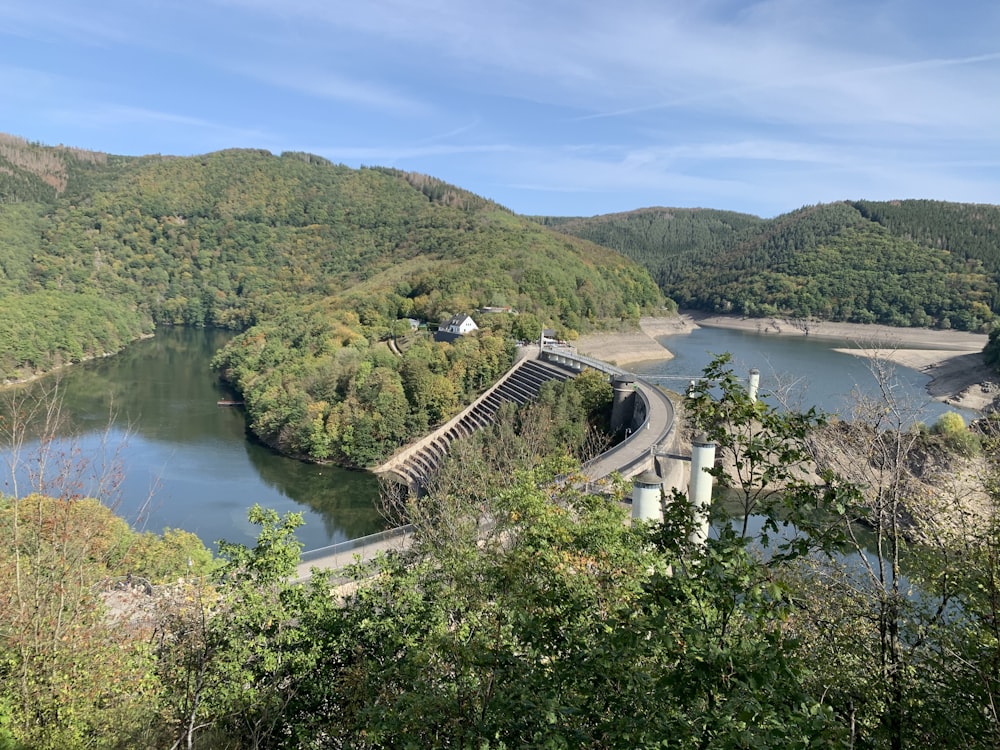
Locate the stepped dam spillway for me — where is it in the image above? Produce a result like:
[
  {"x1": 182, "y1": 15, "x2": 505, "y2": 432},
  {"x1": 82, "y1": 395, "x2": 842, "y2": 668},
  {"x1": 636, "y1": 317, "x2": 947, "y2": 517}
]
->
[{"x1": 374, "y1": 346, "x2": 677, "y2": 493}]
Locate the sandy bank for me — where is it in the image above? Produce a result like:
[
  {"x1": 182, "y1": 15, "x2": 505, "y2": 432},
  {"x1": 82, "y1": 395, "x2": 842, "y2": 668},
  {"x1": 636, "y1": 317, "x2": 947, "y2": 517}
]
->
[
  {"x1": 684, "y1": 312, "x2": 997, "y2": 413},
  {"x1": 572, "y1": 316, "x2": 682, "y2": 367},
  {"x1": 687, "y1": 311, "x2": 988, "y2": 350},
  {"x1": 831, "y1": 348, "x2": 999, "y2": 412}
]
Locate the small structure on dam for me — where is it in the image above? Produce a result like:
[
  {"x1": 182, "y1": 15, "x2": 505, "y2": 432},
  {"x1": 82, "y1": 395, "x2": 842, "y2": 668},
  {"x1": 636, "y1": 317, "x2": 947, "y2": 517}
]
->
[
  {"x1": 611, "y1": 374, "x2": 636, "y2": 434},
  {"x1": 632, "y1": 469, "x2": 666, "y2": 522}
]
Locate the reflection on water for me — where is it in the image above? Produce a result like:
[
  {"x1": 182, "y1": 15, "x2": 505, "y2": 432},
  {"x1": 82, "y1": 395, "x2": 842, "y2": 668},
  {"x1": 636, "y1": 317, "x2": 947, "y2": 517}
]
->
[{"x1": 0, "y1": 328, "x2": 384, "y2": 551}]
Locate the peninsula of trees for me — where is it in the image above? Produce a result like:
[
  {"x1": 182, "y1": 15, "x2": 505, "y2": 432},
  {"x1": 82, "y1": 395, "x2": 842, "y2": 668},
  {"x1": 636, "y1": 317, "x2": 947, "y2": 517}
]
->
[
  {"x1": 3, "y1": 132, "x2": 1000, "y2": 467},
  {"x1": 0, "y1": 134, "x2": 661, "y2": 464}
]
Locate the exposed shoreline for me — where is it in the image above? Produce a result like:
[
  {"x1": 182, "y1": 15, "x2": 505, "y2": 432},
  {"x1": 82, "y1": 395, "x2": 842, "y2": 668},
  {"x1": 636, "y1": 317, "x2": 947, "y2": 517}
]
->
[
  {"x1": 574, "y1": 312, "x2": 997, "y2": 413},
  {"x1": 573, "y1": 318, "x2": 682, "y2": 368}
]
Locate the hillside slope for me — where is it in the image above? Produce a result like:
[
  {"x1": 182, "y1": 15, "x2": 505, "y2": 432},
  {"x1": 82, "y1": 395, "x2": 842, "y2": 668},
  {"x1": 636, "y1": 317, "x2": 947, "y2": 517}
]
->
[
  {"x1": 0, "y1": 135, "x2": 662, "y2": 463},
  {"x1": 547, "y1": 200, "x2": 1000, "y2": 332}
]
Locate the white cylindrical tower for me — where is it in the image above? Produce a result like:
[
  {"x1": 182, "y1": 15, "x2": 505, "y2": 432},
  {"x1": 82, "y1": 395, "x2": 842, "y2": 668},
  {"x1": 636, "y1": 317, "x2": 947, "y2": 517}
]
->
[
  {"x1": 688, "y1": 436, "x2": 716, "y2": 548},
  {"x1": 748, "y1": 368, "x2": 760, "y2": 403},
  {"x1": 632, "y1": 469, "x2": 665, "y2": 522}
]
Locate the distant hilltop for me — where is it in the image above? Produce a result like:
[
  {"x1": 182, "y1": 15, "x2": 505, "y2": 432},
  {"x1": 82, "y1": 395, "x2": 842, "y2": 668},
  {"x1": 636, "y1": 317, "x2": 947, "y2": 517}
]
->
[{"x1": 540, "y1": 199, "x2": 1000, "y2": 334}]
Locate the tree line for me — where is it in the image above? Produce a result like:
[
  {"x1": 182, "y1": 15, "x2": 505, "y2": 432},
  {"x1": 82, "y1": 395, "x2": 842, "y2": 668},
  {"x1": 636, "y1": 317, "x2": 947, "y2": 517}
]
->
[{"x1": 548, "y1": 200, "x2": 1000, "y2": 335}]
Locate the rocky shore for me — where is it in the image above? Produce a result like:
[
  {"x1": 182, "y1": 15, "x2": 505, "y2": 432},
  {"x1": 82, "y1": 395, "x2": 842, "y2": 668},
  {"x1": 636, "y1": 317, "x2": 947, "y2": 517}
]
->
[{"x1": 574, "y1": 312, "x2": 997, "y2": 413}]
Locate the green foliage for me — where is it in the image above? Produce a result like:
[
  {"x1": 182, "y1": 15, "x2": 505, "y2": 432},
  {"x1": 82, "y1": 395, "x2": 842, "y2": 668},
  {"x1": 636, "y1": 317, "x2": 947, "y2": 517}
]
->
[
  {"x1": 0, "y1": 291, "x2": 151, "y2": 381},
  {"x1": 126, "y1": 527, "x2": 217, "y2": 582},
  {"x1": 0, "y1": 143, "x2": 661, "y2": 343},
  {"x1": 985, "y1": 328, "x2": 1000, "y2": 371},
  {"x1": 552, "y1": 201, "x2": 1000, "y2": 332},
  {"x1": 156, "y1": 505, "x2": 342, "y2": 750},
  {"x1": 0, "y1": 138, "x2": 662, "y2": 460},
  {"x1": 931, "y1": 411, "x2": 981, "y2": 456},
  {"x1": 933, "y1": 410, "x2": 966, "y2": 434},
  {"x1": 0, "y1": 493, "x2": 210, "y2": 749},
  {"x1": 233, "y1": 460, "x2": 845, "y2": 748},
  {"x1": 212, "y1": 303, "x2": 520, "y2": 465},
  {"x1": 573, "y1": 366, "x2": 614, "y2": 417}
]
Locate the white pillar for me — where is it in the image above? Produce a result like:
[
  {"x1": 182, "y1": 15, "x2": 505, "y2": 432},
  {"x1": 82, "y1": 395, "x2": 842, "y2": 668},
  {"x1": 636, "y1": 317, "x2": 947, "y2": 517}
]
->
[
  {"x1": 688, "y1": 436, "x2": 716, "y2": 548},
  {"x1": 632, "y1": 470, "x2": 665, "y2": 522},
  {"x1": 748, "y1": 368, "x2": 760, "y2": 403}
]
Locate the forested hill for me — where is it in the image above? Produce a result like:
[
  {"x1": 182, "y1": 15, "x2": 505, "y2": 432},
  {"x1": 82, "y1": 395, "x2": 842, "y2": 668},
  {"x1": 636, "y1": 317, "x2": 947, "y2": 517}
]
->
[
  {"x1": 541, "y1": 200, "x2": 1000, "y2": 332},
  {"x1": 0, "y1": 134, "x2": 661, "y2": 464}
]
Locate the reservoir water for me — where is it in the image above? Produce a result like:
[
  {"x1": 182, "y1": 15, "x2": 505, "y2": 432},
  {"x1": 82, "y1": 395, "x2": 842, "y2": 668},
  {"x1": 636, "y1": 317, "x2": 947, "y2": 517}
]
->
[
  {"x1": 0, "y1": 324, "x2": 979, "y2": 550},
  {"x1": 635, "y1": 325, "x2": 975, "y2": 425},
  {"x1": 0, "y1": 328, "x2": 385, "y2": 551}
]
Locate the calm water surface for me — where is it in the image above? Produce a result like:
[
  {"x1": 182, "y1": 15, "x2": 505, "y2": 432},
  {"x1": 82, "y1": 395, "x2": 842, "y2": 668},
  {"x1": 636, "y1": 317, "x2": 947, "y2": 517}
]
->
[
  {"x1": 0, "y1": 328, "x2": 384, "y2": 551},
  {"x1": 1, "y1": 325, "x2": 977, "y2": 551},
  {"x1": 634, "y1": 326, "x2": 977, "y2": 424}
]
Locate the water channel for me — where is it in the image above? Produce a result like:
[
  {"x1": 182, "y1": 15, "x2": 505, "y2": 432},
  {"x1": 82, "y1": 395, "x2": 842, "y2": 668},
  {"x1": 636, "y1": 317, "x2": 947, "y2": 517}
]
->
[{"x1": 0, "y1": 324, "x2": 980, "y2": 551}]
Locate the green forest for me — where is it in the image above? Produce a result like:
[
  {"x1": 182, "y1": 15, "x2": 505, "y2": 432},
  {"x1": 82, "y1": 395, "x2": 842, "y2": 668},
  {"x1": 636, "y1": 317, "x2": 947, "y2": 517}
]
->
[
  {"x1": 4, "y1": 356, "x2": 1000, "y2": 748},
  {"x1": 0, "y1": 135, "x2": 661, "y2": 464},
  {"x1": 543, "y1": 200, "x2": 1000, "y2": 333}
]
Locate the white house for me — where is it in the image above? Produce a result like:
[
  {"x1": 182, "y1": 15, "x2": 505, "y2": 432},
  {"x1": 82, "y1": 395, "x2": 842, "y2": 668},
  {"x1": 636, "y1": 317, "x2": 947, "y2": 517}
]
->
[{"x1": 442, "y1": 313, "x2": 478, "y2": 335}]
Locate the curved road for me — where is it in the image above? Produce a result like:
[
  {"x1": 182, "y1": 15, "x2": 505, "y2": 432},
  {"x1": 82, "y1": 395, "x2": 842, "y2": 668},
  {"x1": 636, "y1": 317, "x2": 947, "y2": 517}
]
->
[{"x1": 582, "y1": 377, "x2": 676, "y2": 482}]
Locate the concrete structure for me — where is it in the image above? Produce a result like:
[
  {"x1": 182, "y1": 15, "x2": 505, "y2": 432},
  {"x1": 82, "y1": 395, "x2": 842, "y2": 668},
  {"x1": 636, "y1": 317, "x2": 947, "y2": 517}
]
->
[
  {"x1": 374, "y1": 355, "x2": 576, "y2": 490},
  {"x1": 375, "y1": 345, "x2": 677, "y2": 492},
  {"x1": 688, "y1": 436, "x2": 716, "y2": 548},
  {"x1": 301, "y1": 346, "x2": 686, "y2": 581},
  {"x1": 748, "y1": 368, "x2": 760, "y2": 403},
  {"x1": 611, "y1": 374, "x2": 636, "y2": 434},
  {"x1": 632, "y1": 470, "x2": 665, "y2": 522}
]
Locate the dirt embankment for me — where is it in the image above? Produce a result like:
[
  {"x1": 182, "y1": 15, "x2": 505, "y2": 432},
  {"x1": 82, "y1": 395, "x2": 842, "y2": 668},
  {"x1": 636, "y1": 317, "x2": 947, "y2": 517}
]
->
[{"x1": 572, "y1": 316, "x2": 683, "y2": 367}]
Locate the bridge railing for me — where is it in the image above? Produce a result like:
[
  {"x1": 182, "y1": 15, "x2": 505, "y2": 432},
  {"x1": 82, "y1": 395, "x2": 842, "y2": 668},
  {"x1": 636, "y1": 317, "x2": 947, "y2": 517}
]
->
[
  {"x1": 540, "y1": 345, "x2": 627, "y2": 376},
  {"x1": 299, "y1": 523, "x2": 414, "y2": 567},
  {"x1": 581, "y1": 379, "x2": 676, "y2": 481},
  {"x1": 526, "y1": 344, "x2": 681, "y2": 485}
]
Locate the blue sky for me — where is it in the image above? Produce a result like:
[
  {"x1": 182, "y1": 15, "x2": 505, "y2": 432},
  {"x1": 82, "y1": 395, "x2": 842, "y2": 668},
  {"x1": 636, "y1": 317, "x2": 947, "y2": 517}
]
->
[{"x1": 3, "y1": 0, "x2": 1000, "y2": 217}]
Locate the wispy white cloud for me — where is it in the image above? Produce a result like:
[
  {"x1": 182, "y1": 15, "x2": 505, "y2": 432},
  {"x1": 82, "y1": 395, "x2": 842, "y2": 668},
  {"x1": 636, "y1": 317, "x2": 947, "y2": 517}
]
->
[
  {"x1": 0, "y1": 63, "x2": 61, "y2": 93},
  {"x1": 458, "y1": 129, "x2": 1000, "y2": 217},
  {"x1": 54, "y1": 105, "x2": 235, "y2": 130},
  {"x1": 4, "y1": 0, "x2": 1000, "y2": 214},
  {"x1": 232, "y1": 64, "x2": 431, "y2": 116},
  {"x1": 0, "y1": 0, "x2": 144, "y2": 46},
  {"x1": 47, "y1": 105, "x2": 272, "y2": 147},
  {"x1": 203, "y1": 0, "x2": 1000, "y2": 134}
]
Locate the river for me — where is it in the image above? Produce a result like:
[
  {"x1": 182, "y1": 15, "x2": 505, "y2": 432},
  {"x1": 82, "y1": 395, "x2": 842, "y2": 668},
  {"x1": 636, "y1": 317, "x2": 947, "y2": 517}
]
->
[{"x1": 0, "y1": 325, "x2": 976, "y2": 552}]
